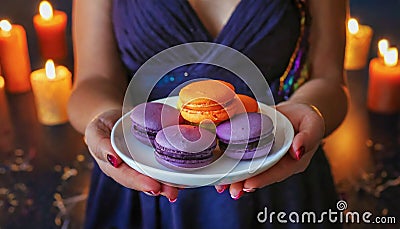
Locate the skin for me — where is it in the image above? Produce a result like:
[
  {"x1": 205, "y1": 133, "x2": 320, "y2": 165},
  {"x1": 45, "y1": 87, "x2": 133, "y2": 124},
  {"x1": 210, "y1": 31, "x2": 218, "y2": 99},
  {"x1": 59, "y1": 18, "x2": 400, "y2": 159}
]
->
[{"x1": 68, "y1": 0, "x2": 348, "y2": 202}]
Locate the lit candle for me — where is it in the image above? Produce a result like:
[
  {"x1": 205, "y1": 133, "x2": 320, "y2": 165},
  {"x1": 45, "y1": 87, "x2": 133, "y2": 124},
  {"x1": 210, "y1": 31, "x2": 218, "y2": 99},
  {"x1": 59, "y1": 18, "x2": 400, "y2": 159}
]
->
[
  {"x1": 367, "y1": 47, "x2": 400, "y2": 114},
  {"x1": 30, "y1": 60, "x2": 72, "y2": 125},
  {"x1": 344, "y1": 18, "x2": 373, "y2": 70},
  {"x1": 0, "y1": 20, "x2": 31, "y2": 93},
  {"x1": 377, "y1": 39, "x2": 389, "y2": 59},
  {"x1": 33, "y1": 1, "x2": 67, "y2": 60}
]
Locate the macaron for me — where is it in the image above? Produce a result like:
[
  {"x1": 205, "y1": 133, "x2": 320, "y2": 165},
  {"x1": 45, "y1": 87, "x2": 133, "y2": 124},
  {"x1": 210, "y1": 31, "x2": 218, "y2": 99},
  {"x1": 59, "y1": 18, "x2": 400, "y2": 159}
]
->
[
  {"x1": 154, "y1": 125, "x2": 217, "y2": 169},
  {"x1": 216, "y1": 80, "x2": 235, "y2": 91},
  {"x1": 178, "y1": 80, "x2": 238, "y2": 124},
  {"x1": 176, "y1": 80, "x2": 236, "y2": 110},
  {"x1": 237, "y1": 94, "x2": 259, "y2": 113},
  {"x1": 130, "y1": 102, "x2": 184, "y2": 147},
  {"x1": 216, "y1": 112, "x2": 274, "y2": 160}
]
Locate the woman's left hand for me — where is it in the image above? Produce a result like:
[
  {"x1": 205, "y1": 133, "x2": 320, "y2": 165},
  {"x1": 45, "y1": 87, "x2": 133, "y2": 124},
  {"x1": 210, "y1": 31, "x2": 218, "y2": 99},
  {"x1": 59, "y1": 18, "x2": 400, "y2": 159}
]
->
[{"x1": 215, "y1": 102, "x2": 325, "y2": 199}]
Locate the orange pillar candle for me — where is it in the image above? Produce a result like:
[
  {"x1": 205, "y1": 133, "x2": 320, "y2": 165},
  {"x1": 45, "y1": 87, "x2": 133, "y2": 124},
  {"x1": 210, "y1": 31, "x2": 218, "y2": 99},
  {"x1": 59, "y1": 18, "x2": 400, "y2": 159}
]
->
[
  {"x1": 367, "y1": 47, "x2": 400, "y2": 113},
  {"x1": 31, "y1": 60, "x2": 72, "y2": 125},
  {"x1": 344, "y1": 18, "x2": 373, "y2": 70},
  {"x1": 0, "y1": 20, "x2": 31, "y2": 93},
  {"x1": 33, "y1": 1, "x2": 67, "y2": 60}
]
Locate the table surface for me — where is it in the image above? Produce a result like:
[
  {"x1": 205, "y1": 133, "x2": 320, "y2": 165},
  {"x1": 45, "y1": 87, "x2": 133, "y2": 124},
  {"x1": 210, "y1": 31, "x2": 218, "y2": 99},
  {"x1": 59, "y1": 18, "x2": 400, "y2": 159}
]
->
[
  {"x1": 0, "y1": 92, "x2": 93, "y2": 228},
  {"x1": 0, "y1": 0, "x2": 400, "y2": 228}
]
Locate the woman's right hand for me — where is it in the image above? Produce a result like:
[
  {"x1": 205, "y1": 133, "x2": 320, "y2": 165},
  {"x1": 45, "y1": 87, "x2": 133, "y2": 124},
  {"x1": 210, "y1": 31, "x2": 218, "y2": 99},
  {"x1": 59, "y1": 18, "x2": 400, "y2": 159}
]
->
[{"x1": 84, "y1": 109, "x2": 179, "y2": 202}]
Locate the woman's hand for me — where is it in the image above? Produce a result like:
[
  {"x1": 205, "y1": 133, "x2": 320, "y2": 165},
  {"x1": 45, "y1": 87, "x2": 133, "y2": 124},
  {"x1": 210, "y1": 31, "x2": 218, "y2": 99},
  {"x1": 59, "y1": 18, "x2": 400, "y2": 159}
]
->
[
  {"x1": 85, "y1": 109, "x2": 179, "y2": 202},
  {"x1": 215, "y1": 102, "x2": 325, "y2": 199}
]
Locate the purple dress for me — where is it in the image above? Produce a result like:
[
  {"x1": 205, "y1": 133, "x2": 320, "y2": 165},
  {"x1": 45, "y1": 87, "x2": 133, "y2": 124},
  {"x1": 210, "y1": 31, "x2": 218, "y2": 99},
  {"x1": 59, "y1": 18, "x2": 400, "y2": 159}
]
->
[{"x1": 84, "y1": 0, "x2": 341, "y2": 228}]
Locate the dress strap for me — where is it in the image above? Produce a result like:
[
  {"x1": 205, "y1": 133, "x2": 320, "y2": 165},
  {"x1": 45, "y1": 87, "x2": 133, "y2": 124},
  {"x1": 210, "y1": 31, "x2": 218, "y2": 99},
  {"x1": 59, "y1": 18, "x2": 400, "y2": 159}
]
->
[{"x1": 278, "y1": 0, "x2": 310, "y2": 101}]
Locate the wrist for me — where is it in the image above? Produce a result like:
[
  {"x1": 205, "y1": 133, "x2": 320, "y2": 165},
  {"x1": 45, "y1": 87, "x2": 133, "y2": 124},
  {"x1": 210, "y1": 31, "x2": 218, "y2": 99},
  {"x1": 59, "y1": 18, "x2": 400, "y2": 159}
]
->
[{"x1": 306, "y1": 103, "x2": 326, "y2": 137}]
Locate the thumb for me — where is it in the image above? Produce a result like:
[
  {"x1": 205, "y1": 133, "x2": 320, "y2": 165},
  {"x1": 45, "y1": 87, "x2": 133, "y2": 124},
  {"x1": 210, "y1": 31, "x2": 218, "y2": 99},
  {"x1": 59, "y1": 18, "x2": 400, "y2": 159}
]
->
[
  {"x1": 289, "y1": 113, "x2": 324, "y2": 161},
  {"x1": 289, "y1": 132, "x2": 307, "y2": 161},
  {"x1": 85, "y1": 109, "x2": 123, "y2": 167}
]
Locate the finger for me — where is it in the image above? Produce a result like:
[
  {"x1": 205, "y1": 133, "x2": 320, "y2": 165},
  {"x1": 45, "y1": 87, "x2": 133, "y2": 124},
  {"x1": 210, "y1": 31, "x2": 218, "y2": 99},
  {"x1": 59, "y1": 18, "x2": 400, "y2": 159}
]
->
[
  {"x1": 214, "y1": 184, "x2": 229, "y2": 194},
  {"x1": 289, "y1": 113, "x2": 324, "y2": 160},
  {"x1": 275, "y1": 104, "x2": 303, "y2": 161},
  {"x1": 97, "y1": 110, "x2": 122, "y2": 129},
  {"x1": 229, "y1": 181, "x2": 244, "y2": 200},
  {"x1": 289, "y1": 131, "x2": 307, "y2": 161},
  {"x1": 160, "y1": 184, "x2": 179, "y2": 202},
  {"x1": 98, "y1": 159, "x2": 162, "y2": 193},
  {"x1": 85, "y1": 118, "x2": 122, "y2": 167}
]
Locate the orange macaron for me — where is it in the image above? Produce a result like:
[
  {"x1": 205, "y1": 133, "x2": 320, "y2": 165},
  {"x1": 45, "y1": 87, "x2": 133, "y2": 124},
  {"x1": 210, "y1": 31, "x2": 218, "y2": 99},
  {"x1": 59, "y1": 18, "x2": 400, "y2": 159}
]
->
[
  {"x1": 178, "y1": 80, "x2": 238, "y2": 124},
  {"x1": 237, "y1": 94, "x2": 259, "y2": 113},
  {"x1": 216, "y1": 80, "x2": 235, "y2": 91}
]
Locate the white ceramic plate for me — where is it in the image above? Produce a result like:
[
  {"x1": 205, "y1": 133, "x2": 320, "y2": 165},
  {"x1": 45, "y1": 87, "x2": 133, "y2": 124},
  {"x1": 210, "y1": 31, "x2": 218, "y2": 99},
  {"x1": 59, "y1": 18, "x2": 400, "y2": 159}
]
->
[{"x1": 111, "y1": 96, "x2": 294, "y2": 188}]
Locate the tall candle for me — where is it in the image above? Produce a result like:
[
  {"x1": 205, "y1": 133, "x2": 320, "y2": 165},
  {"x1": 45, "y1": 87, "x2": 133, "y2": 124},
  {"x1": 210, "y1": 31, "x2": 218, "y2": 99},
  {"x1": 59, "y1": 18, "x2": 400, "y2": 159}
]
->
[
  {"x1": 367, "y1": 47, "x2": 400, "y2": 113},
  {"x1": 344, "y1": 18, "x2": 373, "y2": 70},
  {"x1": 33, "y1": 1, "x2": 67, "y2": 60},
  {"x1": 31, "y1": 60, "x2": 72, "y2": 125},
  {"x1": 0, "y1": 20, "x2": 31, "y2": 93}
]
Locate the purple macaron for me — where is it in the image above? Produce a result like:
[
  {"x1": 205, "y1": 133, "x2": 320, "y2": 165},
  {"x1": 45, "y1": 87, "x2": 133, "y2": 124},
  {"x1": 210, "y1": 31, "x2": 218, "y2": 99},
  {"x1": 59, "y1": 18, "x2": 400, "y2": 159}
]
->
[
  {"x1": 216, "y1": 112, "x2": 274, "y2": 160},
  {"x1": 154, "y1": 125, "x2": 217, "y2": 169},
  {"x1": 130, "y1": 102, "x2": 184, "y2": 147}
]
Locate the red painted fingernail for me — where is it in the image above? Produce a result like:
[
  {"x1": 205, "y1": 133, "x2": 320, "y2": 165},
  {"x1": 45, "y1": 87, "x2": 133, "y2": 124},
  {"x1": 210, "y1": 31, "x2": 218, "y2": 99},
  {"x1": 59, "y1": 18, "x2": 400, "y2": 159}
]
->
[
  {"x1": 216, "y1": 185, "x2": 228, "y2": 194},
  {"x1": 231, "y1": 190, "x2": 244, "y2": 200},
  {"x1": 243, "y1": 188, "x2": 256, "y2": 193},
  {"x1": 107, "y1": 154, "x2": 119, "y2": 168},
  {"x1": 295, "y1": 146, "x2": 305, "y2": 161},
  {"x1": 168, "y1": 197, "x2": 177, "y2": 203}
]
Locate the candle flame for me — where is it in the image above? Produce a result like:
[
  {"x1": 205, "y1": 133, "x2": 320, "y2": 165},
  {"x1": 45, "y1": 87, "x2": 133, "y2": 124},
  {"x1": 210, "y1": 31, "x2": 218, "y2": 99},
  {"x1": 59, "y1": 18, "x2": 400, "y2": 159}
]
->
[
  {"x1": 0, "y1": 20, "x2": 12, "y2": 32},
  {"x1": 45, "y1": 60, "x2": 56, "y2": 80},
  {"x1": 383, "y1": 48, "x2": 398, "y2": 67},
  {"x1": 0, "y1": 76, "x2": 4, "y2": 88},
  {"x1": 378, "y1": 39, "x2": 389, "y2": 57},
  {"x1": 348, "y1": 18, "x2": 359, "y2": 35},
  {"x1": 39, "y1": 1, "x2": 54, "y2": 20}
]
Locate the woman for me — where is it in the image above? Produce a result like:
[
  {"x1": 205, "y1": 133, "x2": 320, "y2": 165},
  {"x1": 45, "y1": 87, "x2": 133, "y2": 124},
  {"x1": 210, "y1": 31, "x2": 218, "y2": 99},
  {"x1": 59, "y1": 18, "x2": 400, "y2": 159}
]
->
[{"x1": 69, "y1": 0, "x2": 348, "y2": 228}]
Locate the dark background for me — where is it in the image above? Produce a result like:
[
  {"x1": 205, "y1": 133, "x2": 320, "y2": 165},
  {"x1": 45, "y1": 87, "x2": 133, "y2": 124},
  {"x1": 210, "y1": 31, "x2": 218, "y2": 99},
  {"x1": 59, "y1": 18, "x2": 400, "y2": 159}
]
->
[{"x1": 350, "y1": 0, "x2": 400, "y2": 50}]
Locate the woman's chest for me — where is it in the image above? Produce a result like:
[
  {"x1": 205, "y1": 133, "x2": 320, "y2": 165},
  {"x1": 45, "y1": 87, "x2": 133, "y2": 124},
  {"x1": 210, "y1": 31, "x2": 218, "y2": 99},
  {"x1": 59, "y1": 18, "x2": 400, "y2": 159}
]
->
[{"x1": 187, "y1": 0, "x2": 240, "y2": 39}]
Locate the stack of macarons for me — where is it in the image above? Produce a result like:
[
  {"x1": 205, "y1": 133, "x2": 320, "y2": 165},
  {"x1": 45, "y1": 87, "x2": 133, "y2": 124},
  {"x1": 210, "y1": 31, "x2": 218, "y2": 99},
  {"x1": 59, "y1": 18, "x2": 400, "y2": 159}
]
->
[{"x1": 129, "y1": 79, "x2": 274, "y2": 170}]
